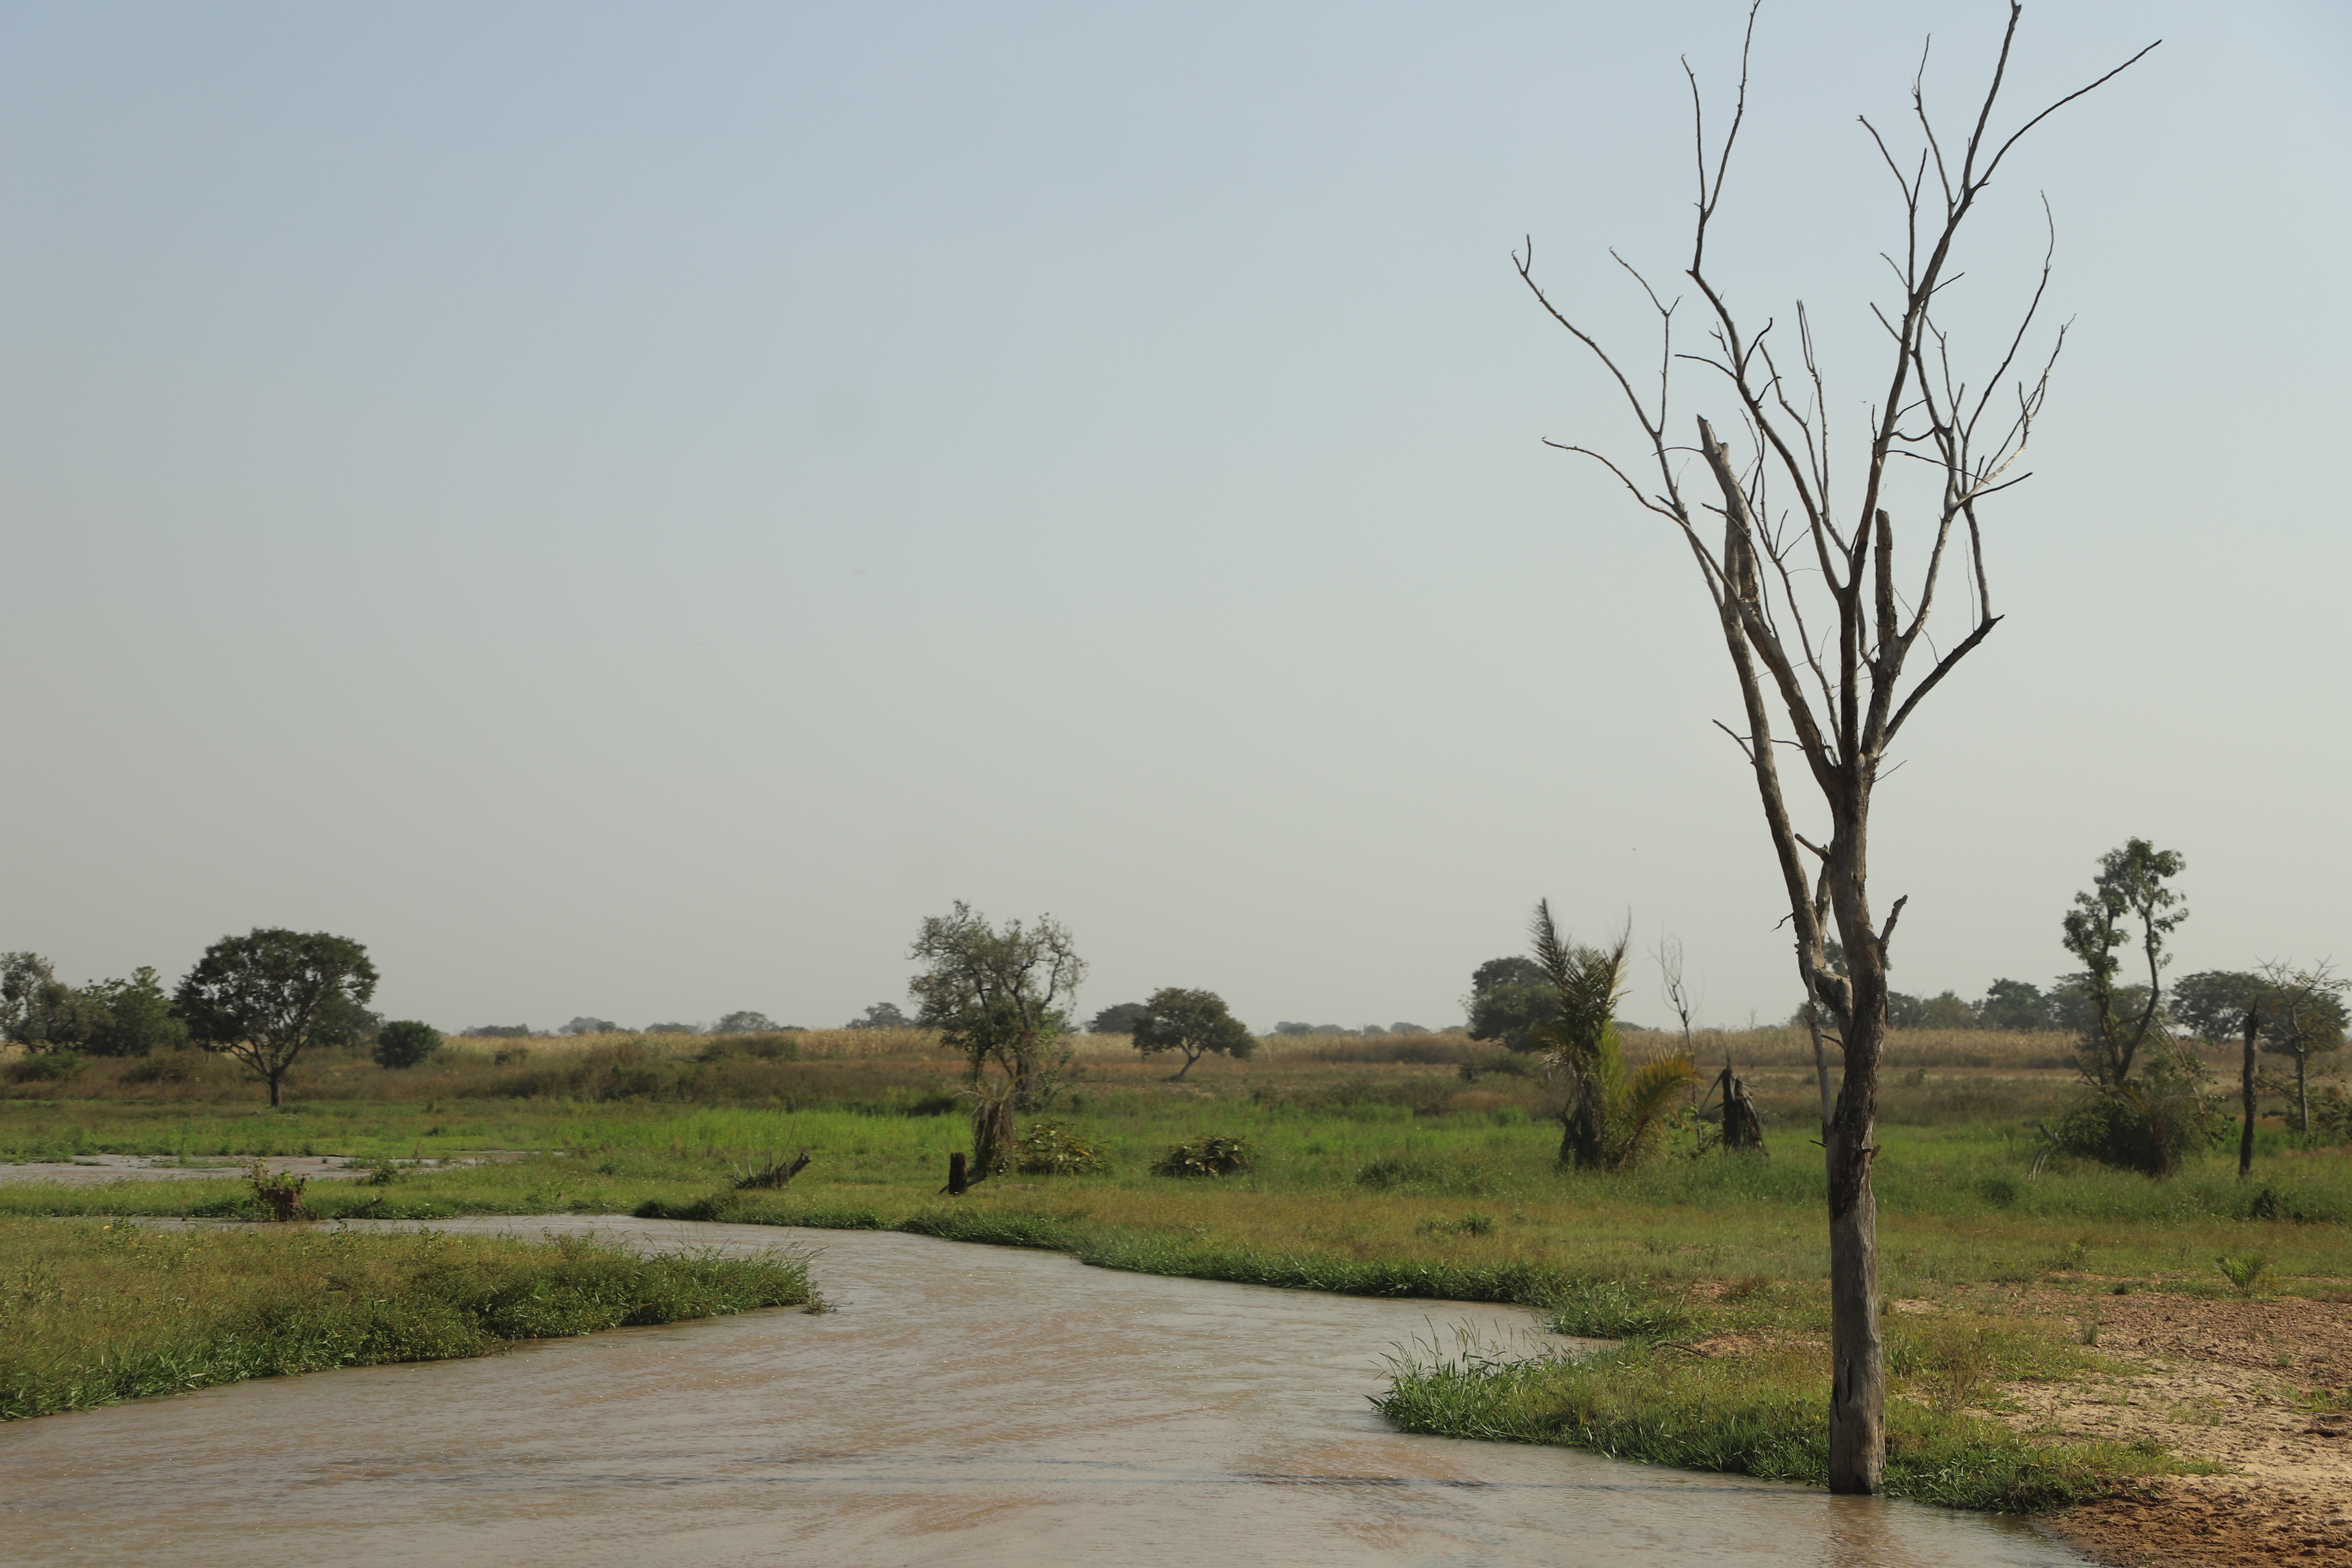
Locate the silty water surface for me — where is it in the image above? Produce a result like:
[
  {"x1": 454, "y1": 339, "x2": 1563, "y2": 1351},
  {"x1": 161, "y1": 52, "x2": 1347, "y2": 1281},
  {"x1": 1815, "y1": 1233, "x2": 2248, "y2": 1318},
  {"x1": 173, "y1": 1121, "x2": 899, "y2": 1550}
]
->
[{"x1": 0, "y1": 1216, "x2": 2090, "y2": 1567}]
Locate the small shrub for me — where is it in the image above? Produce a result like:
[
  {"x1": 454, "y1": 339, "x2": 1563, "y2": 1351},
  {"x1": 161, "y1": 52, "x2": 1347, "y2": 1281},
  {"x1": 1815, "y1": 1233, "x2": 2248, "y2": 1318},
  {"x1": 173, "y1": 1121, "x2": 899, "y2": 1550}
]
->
[
  {"x1": 3, "y1": 1051, "x2": 85, "y2": 1084},
  {"x1": 1457, "y1": 1052, "x2": 1537, "y2": 1082},
  {"x1": 1012, "y1": 1121, "x2": 1109, "y2": 1176},
  {"x1": 1151, "y1": 1136, "x2": 1257, "y2": 1178},
  {"x1": 119, "y1": 1051, "x2": 201, "y2": 1084},
  {"x1": 372, "y1": 1021, "x2": 443, "y2": 1070},
  {"x1": 361, "y1": 1157, "x2": 406, "y2": 1186},
  {"x1": 1354, "y1": 1156, "x2": 1493, "y2": 1194},
  {"x1": 2215, "y1": 1254, "x2": 2274, "y2": 1295},
  {"x1": 492, "y1": 1046, "x2": 530, "y2": 1066},
  {"x1": 1977, "y1": 1174, "x2": 2023, "y2": 1209},
  {"x1": 245, "y1": 1161, "x2": 307, "y2": 1221}
]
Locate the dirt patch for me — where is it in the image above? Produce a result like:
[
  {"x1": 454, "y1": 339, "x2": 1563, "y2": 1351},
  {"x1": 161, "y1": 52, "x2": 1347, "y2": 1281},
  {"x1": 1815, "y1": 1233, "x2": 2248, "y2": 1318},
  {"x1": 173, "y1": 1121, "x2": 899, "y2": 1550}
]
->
[{"x1": 1993, "y1": 1286, "x2": 2352, "y2": 1566}]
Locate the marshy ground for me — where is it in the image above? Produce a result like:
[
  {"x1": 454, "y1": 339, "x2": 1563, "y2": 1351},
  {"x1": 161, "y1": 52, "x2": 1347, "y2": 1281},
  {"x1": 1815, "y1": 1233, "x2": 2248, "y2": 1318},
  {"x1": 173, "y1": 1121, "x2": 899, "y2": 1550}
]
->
[{"x1": 3, "y1": 1026, "x2": 2346, "y2": 1564}]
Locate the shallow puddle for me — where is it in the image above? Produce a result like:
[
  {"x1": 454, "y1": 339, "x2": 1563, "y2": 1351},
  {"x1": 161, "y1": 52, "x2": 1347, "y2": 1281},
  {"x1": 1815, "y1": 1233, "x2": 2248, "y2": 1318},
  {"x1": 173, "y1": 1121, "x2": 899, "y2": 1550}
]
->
[{"x1": 0, "y1": 1216, "x2": 2087, "y2": 1565}]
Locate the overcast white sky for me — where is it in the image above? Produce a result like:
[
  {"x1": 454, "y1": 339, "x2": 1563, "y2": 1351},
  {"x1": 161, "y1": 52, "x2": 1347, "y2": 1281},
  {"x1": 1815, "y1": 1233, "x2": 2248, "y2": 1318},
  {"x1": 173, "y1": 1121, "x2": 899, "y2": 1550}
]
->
[{"x1": 3, "y1": 2, "x2": 2345, "y2": 1034}]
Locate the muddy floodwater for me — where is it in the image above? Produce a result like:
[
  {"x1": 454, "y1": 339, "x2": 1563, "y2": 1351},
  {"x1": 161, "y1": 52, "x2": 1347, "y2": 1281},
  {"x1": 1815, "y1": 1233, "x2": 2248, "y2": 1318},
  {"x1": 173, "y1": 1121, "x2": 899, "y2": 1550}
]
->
[{"x1": 0, "y1": 1216, "x2": 2089, "y2": 1566}]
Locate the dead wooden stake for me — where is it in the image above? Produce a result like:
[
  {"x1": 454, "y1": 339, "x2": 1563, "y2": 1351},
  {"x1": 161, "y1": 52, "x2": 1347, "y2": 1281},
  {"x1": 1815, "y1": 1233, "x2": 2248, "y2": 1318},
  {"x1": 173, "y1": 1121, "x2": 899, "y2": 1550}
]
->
[{"x1": 947, "y1": 1151, "x2": 968, "y2": 1196}]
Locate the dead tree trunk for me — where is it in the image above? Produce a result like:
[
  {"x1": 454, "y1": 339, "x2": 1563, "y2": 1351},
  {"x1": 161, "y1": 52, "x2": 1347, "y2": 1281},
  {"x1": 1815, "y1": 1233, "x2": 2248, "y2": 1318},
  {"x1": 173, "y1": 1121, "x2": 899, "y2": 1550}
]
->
[
  {"x1": 1513, "y1": 3, "x2": 2152, "y2": 1491},
  {"x1": 1716, "y1": 1062, "x2": 1766, "y2": 1153}
]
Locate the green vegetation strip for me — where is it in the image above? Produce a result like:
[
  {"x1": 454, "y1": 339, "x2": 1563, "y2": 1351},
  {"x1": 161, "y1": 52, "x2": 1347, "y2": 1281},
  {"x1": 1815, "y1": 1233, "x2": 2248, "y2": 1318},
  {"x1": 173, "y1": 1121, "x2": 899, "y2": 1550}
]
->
[
  {"x1": 636, "y1": 1193, "x2": 1567, "y2": 1302},
  {"x1": 1373, "y1": 1335, "x2": 2178, "y2": 1514},
  {"x1": 0, "y1": 1218, "x2": 814, "y2": 1421}
]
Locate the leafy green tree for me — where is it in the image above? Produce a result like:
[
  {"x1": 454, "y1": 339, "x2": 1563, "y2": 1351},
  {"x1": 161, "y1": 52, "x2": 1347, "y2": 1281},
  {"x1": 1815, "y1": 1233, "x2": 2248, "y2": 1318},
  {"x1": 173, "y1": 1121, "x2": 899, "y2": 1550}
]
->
[
  {"x1": 560, "y1": 1016, "x2": 620, "y2": 1036},
  {"x1": 712, "y1": 1011, "x2": 780, "y2": 1035},
  {"x1": 80, "y1": 967, "x2": 190, "y2": 1057},
  {"x1": 907, "y1": 902, "x2": 1083, "y2": 1111},
  {"x1": 2169, "y1": 971, "x2": 2268, "y2": 1045},
  {"x1": 173, "y1": 929, "x2": 379, "y2": 1107},
  {"x1": 1529, "y1": 903, "x2": 1697, "y2": 1171},
  {"x1": 845, "y1": 1002, "x2": 914, "y2": 1031},
  {"x1": 1978, "y1": 978, "x2": 2052, "y2": 1032},
  {"x1": 2053, "y1": 840, "x2": 2213, "y2": 1174},
  {"x1": 1130, "y1": 988, "x2": 1255, "y2": 1079},
  {"x1": 1087, "y1": 1001, "x2": 1150, "y2": 1035},
  {"x1": 373, "y1": 1020, "x2": 443, "y2": 1069},
  {"x1": 1465, "y1": 954, "x2": 1560, "y2": 1054},
  {"x1": 1888, "y1": 990, "x2": 1977, "y2": 1031},
  {"x1": 0, "y1": 952, "x2": 100, "y2": 1050}
]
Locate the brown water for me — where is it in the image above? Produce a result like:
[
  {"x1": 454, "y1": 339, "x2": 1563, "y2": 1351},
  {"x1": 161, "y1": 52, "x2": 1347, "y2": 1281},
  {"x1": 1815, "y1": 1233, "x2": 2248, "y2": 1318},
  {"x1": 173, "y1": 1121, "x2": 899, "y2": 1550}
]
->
[{"x1": 0, "y1": 1217, "x2": 2088, "y2": 1566}]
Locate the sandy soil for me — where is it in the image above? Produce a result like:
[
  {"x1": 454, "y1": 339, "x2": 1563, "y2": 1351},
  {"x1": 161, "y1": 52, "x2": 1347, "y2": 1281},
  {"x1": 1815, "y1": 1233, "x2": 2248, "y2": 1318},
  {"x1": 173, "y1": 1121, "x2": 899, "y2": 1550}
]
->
[{"x1": 2002, "y1": 1286, "x2": 2352, "y2": 1567}]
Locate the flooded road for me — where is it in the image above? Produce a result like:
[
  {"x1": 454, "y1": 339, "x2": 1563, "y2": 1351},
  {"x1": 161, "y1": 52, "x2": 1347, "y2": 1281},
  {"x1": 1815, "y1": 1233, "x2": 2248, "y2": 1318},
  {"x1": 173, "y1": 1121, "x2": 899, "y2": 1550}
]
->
[{"x1": 0, "y1": 1216, "x2": 2086, "y2": 1566}]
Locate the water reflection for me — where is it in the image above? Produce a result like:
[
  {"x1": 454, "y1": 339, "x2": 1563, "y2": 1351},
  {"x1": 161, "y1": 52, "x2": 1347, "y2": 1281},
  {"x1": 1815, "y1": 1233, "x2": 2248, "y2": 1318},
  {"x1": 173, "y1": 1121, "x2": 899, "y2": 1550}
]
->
[{"x1": 0, "y1": 1217, "x2": 2084, "y2": 1566}]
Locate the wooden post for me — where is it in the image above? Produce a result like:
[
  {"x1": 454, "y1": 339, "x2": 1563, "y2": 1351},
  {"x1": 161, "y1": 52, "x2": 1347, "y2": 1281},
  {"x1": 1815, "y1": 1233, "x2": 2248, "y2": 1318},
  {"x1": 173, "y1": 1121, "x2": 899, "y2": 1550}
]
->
[
  {"x1": 2239, "y1": 1006, "x2": 2259, "y2": 1181},
  {"x1": 947, "y1": 1152, "x2": 968, "y2": 1195}
]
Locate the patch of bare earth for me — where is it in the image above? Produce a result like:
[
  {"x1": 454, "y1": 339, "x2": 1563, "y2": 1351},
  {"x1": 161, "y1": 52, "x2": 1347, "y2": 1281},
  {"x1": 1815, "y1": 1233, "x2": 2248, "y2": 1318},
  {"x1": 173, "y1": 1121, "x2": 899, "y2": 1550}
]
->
[{"x1": 1990, "y1": 1284, "x2": 2352, "y2": 1566}]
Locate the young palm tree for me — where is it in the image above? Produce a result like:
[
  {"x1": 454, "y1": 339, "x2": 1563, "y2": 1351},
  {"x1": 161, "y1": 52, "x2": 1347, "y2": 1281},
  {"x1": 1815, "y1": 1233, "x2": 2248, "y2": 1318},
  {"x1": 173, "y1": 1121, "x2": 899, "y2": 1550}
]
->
[{"x1": 1531, "y1": 902, "x2": 1698, "y2": 1171}]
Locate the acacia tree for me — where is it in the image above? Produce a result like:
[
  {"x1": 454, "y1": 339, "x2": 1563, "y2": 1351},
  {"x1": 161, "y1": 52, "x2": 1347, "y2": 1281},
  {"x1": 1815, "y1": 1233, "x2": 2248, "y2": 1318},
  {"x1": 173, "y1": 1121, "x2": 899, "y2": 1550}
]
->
[
  {"x1": 1517, "y1": 4, "x2": 2152, "y2": 1491},
  {"x1": 1131, "y1": 987, "x2": 1255, "y2": 1079},
  {"x1": 173, "y1": 929, "x2": 379, "y2": 1107},
  {"x1": 908, "y1": 900, "x2": 1084, "y2": 1109}
]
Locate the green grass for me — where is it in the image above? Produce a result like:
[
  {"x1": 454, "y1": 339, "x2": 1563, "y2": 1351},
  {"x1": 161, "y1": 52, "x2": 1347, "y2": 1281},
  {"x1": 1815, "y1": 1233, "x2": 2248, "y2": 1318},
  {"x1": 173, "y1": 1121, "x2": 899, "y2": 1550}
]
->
[
  {"x1": 1374, "y1": 1330, "x2": 2183, "y2": 1513},
  {"x1": 0, "y1": 1217, "x2": 815, "y2": 1421}
]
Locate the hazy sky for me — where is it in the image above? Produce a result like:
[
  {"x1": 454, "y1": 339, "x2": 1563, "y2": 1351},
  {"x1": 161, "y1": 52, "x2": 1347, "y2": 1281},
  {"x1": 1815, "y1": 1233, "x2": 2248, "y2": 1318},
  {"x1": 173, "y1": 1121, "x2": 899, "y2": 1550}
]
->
[{"x1": 4, "y1": 2, "x2": 2346, "y2": 1035}]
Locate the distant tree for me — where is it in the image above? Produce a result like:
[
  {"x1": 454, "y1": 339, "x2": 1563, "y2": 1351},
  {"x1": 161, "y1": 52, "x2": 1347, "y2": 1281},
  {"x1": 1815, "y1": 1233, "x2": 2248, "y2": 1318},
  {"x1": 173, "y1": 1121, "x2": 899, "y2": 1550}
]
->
[
  {"x1": 1131, "y1": 988, "x2": 1255, "y2": 1079},
  {"x1": 1465, "y1": 954, "x2": 1560, "y2": 1054},
  {"x1": 845, "y1": 1001, "x2": 915, "y2": 1031},
  {"x1": 1889, "y1": 991, "x2": 1976, "y2": 1031},
  {"x1": 174, "y1": 929, "x2": 379, "y2": 1107},
  {"x1": 2048, "y1": 974, "x2": 2151, "y2": 1040},
  {"x1": 1978, "y1": 979, "x2": 2052, "y2": 1033},
  {"x1": 560, "y1": 1016, "x2": 620, "y2": 1036},
  {"x1": 0, "y1": 952, "x2": 101, "y2": 1050},
  {"x1": 1087, "y1": 1001, "x2": 1150, "y2": 1035},
  {"x1": 712, "y1": 1011, "x2": 779, "y2": 1035},
  {"x1": 1389, "y1": 1021, "x2": 1429, "y2": 1035},
  {"x1": 2169, "y1": 971, "x2": 2268, "y2": 1046},
  {"x1": 907, "y1": 902, "x2": 1084, "y2": 1111},
  {"x1": 79, "y1": 968, "x2": 190, "y2": 1057},
  {"x1": 2253, "y1": 960, "x2": 2349, "y2": 1136},
  {"x1": 373, "y1": 1020, "x2": 443, "y2": 1069},
  {"x1": 641, "y1": 1021, "x2": 697, "y2": 1035},
  {"x1": 466, "y1": 1024, "x2": 532, "y2": 1039}
]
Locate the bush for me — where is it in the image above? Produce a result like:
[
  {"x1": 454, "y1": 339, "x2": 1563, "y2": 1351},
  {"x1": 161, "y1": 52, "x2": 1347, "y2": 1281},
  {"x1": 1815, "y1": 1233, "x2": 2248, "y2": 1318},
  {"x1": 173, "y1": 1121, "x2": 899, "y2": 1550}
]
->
[
  {"x1": 3, "y1": 1050, "x2": 84, "y2": 1084},
  {"x1": 119, "y1": 1051, "x2": 202, "y2": 1085},
  {"x1": 2050, "y1": 1072, "x2": 2224, "y2": 1175},
  {"x1": 1012, "y1": 1121, "x2": 1109, "y2": 1176},
  {"x1": 372, "y1": 1021, "x2": 443, "y2": 1070},
  {"x1": 1151, "y1": 1136, "x2": 1257, "y2": 1178}
]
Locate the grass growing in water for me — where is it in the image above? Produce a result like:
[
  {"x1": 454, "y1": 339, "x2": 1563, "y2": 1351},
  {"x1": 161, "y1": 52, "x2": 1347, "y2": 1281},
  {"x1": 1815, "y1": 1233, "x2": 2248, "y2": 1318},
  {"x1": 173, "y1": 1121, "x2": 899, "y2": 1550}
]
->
[{"x1": 0, "y1": 1218, "x2": 815, "y2": 1421}]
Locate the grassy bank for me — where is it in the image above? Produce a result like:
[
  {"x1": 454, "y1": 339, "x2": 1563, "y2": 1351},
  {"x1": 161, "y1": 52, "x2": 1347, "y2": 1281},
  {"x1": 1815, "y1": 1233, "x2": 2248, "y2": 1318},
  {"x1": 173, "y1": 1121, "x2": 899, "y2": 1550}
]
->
[
  {"x1": 0, "y1": 1218, "x2": 815, "y2": 1421},
  {"x1": 1374, "y1": 1329, "x2": 2181, "y2": 1512}
]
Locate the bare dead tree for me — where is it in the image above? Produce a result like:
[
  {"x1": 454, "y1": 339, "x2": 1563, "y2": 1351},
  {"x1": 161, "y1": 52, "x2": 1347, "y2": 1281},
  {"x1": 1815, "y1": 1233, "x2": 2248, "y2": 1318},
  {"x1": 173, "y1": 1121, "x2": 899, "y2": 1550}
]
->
[
  {"x1": 1515, "y1": 2, "x2": 2154, "y2": 1493},
  {"x1": 1655, "y1": 932, "x2": 1697, "y2": 1055}
]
